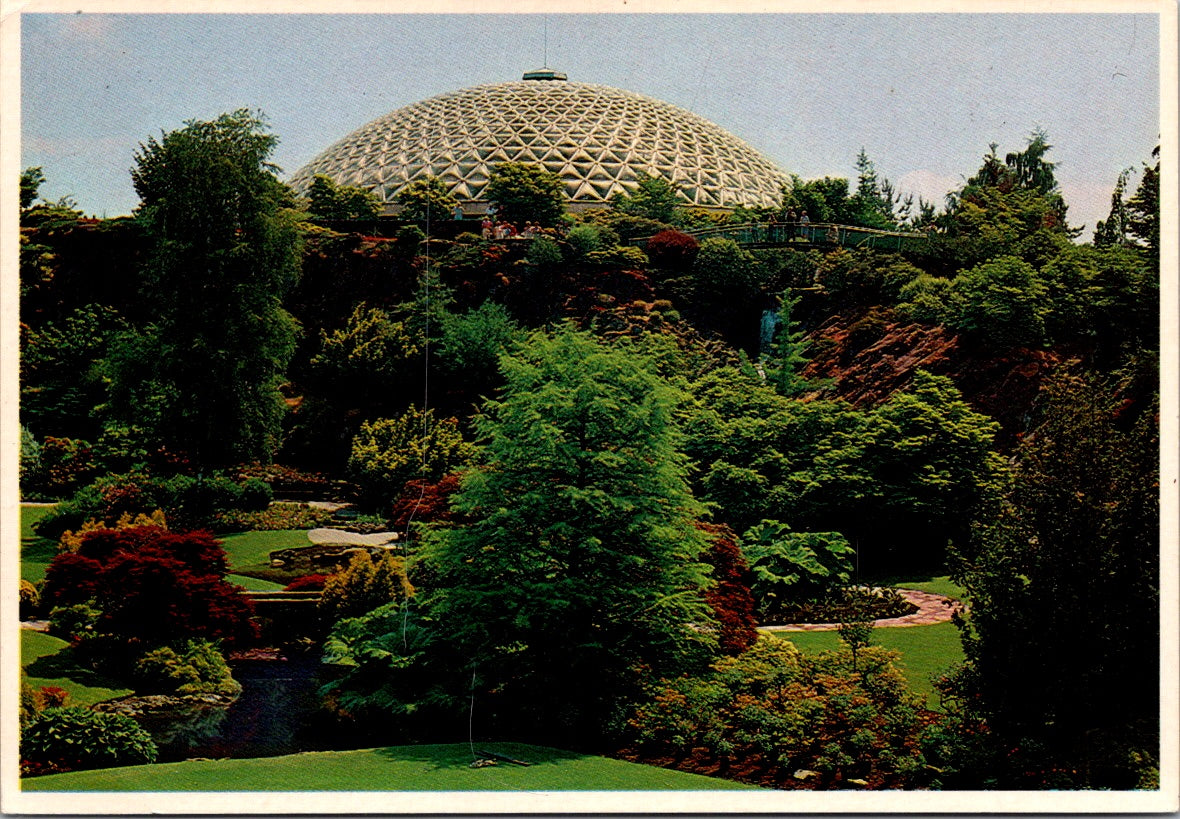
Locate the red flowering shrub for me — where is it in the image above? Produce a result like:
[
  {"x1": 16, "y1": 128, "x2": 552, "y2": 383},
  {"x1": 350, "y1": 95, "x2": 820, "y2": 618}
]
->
[
  {"x1": 40, "y1": 552, "x2": 102, "y2": 610},
  {"x1": 389, "y1": 472, "x2": 465, "y2": 528},
  {"x1": 36, "y1": 686, "x2": 69, "y2": 709},
  {"x1": 40, "y1": 525, "x2": 256, "y2": 648},
  {"x1": 645, "y1": 230, "x2": 699, "y2": 272},
  {"x1": 697, "y1": 522, "x2": 759, "y2": 655},
  {"x1": 284, "y1": 573, "x2": 330, "y2": 592}
]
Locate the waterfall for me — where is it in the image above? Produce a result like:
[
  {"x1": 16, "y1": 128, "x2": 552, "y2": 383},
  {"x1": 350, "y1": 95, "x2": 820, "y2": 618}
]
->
[{"x1": 759, "y1": 309, "x2": 780, "y2": 356}]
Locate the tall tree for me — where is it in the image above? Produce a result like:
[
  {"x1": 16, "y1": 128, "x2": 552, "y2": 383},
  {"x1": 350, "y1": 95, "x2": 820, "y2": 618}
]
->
[
  {"x1": 1125, "y1": 145, "x2": 1160, "y2": 257},
  {"x1": 611, "y1": 171, "x2": 683, "y2": 224},
  {"x1": 485, "y1": 162, "x2": 566, "y2": 226},
  {"x1": 306, "y1": 174, "x2": 381, "y2": 221},
  {"x1": 421, "y1": 325, "x2": 716, "y2": 747},
  {"x1": 946, "y1": 371, "x2": 1159, "y2": 788},
  {"x1": 393, "y1": 175, "x2": 457, "y2": 224},
  {"x1": 112, "y1": 109, "x2": 301, "y2": 466}
]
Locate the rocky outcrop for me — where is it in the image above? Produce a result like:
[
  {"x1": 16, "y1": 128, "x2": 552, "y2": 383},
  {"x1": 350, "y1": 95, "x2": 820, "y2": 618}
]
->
[{"x1": 802, "y1": 310, "x2": 1063, "y2": 446}]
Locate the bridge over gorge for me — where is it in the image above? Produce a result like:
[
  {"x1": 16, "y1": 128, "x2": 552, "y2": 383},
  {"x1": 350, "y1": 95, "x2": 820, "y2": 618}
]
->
[{"x1": 631, "y1": 221, "x2": 932, "y2": 253}]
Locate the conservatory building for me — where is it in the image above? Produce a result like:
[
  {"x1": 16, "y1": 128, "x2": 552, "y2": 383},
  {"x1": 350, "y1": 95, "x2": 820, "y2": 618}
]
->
[{"x1": 289, "y1": 69, "x2": 791, "y2": 214}]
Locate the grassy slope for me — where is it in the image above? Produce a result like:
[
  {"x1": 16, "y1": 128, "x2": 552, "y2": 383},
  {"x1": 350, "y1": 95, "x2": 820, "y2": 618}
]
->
[
  {"x1": 22, "y1": 742, "x2": 760, "y2": 792},
  {"x1": 776, "y1": 620, "x2": 964, "y2": 708},
  {"x1": 218, "y1": 530, "x2": 314, "y2": 574},
  {"x1": 20, "y1": 505, "x2": 58, "y2": 583},
  {"x1": 21, "y1": 630, "x2": 132, "y2": 707}
]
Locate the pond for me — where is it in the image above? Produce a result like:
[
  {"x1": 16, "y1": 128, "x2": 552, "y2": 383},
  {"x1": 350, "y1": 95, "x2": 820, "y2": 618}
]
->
[{"x1": 147, "y1": 656, "x2": 336, "y2": 763}]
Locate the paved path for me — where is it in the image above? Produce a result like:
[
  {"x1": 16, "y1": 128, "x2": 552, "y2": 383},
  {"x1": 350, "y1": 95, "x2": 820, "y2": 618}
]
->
[
  {"x1": 759, "y1": 589, "x2": 963, "y2": 633},
  {"x1": 306, "y1": 527, "x2": 399, "y2": 547}
]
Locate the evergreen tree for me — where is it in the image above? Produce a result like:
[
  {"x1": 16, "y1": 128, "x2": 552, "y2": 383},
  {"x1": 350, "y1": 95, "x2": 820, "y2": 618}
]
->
[
  {"x1": 763, "y1": 292, "x2": 811, "y2": 396},
  {"x1": 421, "y1": 325, "x2": 716, "y2": 747},
  {"x1": 485, "y1": 162, "x2": 566, "y2": 226},
  {"x1": 394, "y1": 175, "x2": 457, "y2": 224},
  {"x1": 1125, "y1": 145, "x2": 1160, "y2": 257},
  {"x1": 112, "y1": 110, "x2": 301, "y2": 466},
  {"x1": 947, "y1": 371, "x2": 1159, "y2": 788},
  {"x1": 611, "y1": 171, "x2": 683, "y2": 224},
  {"x1": 307, "y1": 174, "x2": 381, "y2": 221}
]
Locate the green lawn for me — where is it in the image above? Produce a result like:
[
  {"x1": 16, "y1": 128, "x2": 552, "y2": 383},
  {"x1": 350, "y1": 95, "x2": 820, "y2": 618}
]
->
[
  {"x1": 218, "y1": 530, "x2": 314, "y2": 573},
  {"x1": 20, "y1": 505, "x2": 58, "y2": 583},
  {"x1": 877, "y1": 574, "x2": 966, "y2": 600},
  {"x1": 776, "y1": 620, "x2": 964, "y2": 708},
  {"x1": 226, "y1": 573, "x2": 286, "y2": 591},
  {"x1": 22, "y1": 742, "x2": 760, "y2": 791},
  {"x1": 21, "y1": 630, "x2": 132, "y2": 707}
]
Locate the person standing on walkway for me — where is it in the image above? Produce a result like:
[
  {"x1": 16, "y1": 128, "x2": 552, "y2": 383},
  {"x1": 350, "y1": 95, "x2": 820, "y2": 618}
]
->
[{"x1": 799, "y1": 210, "x2": 810, "y2": 241}]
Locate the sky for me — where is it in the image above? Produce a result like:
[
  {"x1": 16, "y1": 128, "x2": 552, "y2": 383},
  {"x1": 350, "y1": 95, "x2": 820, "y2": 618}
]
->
[{"x1": 19, "y1": 11, "x2": 1163, "y2": 236}]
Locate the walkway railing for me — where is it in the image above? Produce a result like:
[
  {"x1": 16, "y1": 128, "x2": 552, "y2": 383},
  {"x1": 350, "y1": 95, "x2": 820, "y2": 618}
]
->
[{"x1": 632, "y1": 221, "x2": 931, "y2": 252}]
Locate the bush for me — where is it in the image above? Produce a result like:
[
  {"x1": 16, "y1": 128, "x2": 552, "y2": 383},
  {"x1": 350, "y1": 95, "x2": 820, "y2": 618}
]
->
[
  {"x1": 21, "y1": 707, "x2": 158, "y2": 774},
  {"x1": 213, "y1": 502, "x2": 334, "y2": 532},
  {"x1": 347, "y1": 407, "x2": 476, "y2": 512},
  {"x1": 19, "y1": 579, "x2": 40, "y2": 619},
  {"x1": 627, "y1": 636, "x2": 933, "y2": 788},
  {"x1": 239, "y1": 478, "x2": 273, "y2": 511},
  {"x1": 132, "y1": 640, "x2": 241, "y2": 697},
  {"x1": 565, "y1": 223, "x2": 604, "y2": 258},
  {"x1": 319, "y1": 551, "x2": 414, "y2": 625},
  {"x1": 41, "y1": 527, "x2": 257, "y2": 648},
  {"x1": 740, "y1": 522, "x2": 855, "y2": 614},
  {"x1": 284, "y1": 573, "x2": 330, "y2": 592},
  {"x1": 36, "y1": 686, "x2": 70, "y2": 709},
  {"x1": 20, "y1": 678, "x2": 40, "y2": 728},
  {"x1": 697, "y1": 522, "x2": 758, "y2": 655},
  {"x1": 645, "y1": 229, "x2": 699, "y2": 272},
  {"x1": 48, "y1": 603, "x2": 102, "y2": 642}
]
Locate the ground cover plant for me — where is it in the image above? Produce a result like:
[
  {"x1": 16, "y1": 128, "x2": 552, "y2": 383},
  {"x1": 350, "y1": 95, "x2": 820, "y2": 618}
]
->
[{"x1": 21, "y1": 743, "x2": 760, "y2": 792}]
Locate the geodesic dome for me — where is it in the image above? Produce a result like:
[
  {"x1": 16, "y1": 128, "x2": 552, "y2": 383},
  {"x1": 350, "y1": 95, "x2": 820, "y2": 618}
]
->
[{"x1": 289, "y1": 70, "x2": 790, "y2": 212}]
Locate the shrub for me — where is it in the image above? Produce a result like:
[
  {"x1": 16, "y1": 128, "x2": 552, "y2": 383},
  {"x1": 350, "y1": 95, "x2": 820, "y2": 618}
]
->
[
  {"x1": 645, "y1": 229, "x2": 699, "y2": 272},
  {"x1": 740, "y1": 522, "x2": 855, "y2": 614},
  {"x1": 21, "y1": 707, "x2": 157, "y2": 774},
  {"x1": 347, "y1": 407, "x2": 476, "y2": 512},
  {"x1": 58, "y1": 509, "x2": 167, "y2": 554},
  {"x1": 19, "y1": 426, "x2": 42, "y2": 499},
  {"x1": 48, "y1": 603, "x2": 102, "y2": 642},
  {"x1": 389, "y1": 472, "x2": 465, "y2": 529},
  {"x1": 319, "y1": 551, "x2": 414, "y2": 625},
  {"x1": 628, "y1": 636, "x2": 932, "y2": 788},
  {"x1": 41, "y1": 527, "x2": 257, "y2": 648},
  {"x1": 20, "y1": 677, "x2": 40, "y2": 728},
  {"x1": 697, "y1": 522, "x2": 758, "y2": 655},
  {"x1": 284, "y1": 573, "x2": 330, "y2": 592},
  {"x1": 565, "y1": 223, "x2": 604, "y2": 258},
  {"x1": 132, "y1": 640, "x2": 241, "y2": 697},
  {"x1": 213, "y1": 502, "x2": 334, "y2": 532},
  {"x1": 945, "y1": 255, "x2": 1049, "y2": 347},
  {"x1": 36, "y1": 686, "x2": 70, "y2": 709},
  {"x1": 239, "y1": 478, "x2": 273, "y2": 511},
  {"x1": 19, "y1": 579, "x2": 40, "y2": 619}
]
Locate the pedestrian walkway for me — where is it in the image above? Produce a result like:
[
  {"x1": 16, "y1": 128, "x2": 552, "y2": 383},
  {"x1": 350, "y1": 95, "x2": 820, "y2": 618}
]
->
[{"x1": 759, "y1": 589, "x2": 962, "y2": 633}]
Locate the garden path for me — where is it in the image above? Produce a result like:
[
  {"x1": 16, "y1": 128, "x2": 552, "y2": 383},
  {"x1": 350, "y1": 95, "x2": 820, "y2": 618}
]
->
[{"x1": 759, "y1": 589, "x2": 962, "y2": 632}]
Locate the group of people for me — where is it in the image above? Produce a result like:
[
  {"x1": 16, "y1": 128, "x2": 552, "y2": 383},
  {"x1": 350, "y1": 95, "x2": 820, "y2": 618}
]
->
[
  {"x1": 777, "y1": 209, "x2": 813, "y2": 241},
  {"x1": 479, "y1": 219, "x2": 545, "y2": 240}
]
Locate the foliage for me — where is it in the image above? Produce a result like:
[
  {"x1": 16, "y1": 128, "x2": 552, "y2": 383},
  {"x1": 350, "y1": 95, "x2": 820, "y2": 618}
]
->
[
  {"x1": 627, "y1": 636, "x2": 932, "y2": 788},
  {"x1": 21, "y1": 436, "x2": 98, "y2": 501},
  {"x1": 1124, "y1": 145, "x2": 1159, "y2": 255},
  {"x1": 58, "y1": 509, "x2": 167, "y2": 554},
  {"x1": 644, "y1": 229, "x2": 699, "y2": 272},
  {"x1": 306, "y1": 174, "x2": 381, "y2": 221},
  {"x1": 110, "y1": 109, "x2": 301, "y2": 466},
  {"x1": 762, "y1": 293, "x2": 812, "y2": 396},
  {"x1": 672, "y1": 236, "x2": 762, "y2": 346},
  {"x1": 215, "y1": 503, "x2": 335, "y2": 533},
  {"x1": 284, "y1": 573, "x2": 330, "y2": 591},
  {"x1": 20, "y1": 579, "x2": 41, "y2": 619},
  {"x1": 132, "y1": 640, "x2": 241, "y2": 697},
  {"x1": 612, "y1": 172, "x2": 683, "y2": 224},
  {"x1": 309, "y1": 303, "x2": 420, "y2": 410},
  {"x1": 565, "y1": 223, "x2": 605, "y2": 258},
  {"x1": 20, "y1": 304, "x2": 125, "y2": 441},
  {"x1": 697, "y1": 523, "x2": 759, "y2": 655},
  {"x1": 347, "y1": 407, "x2": 476, "y2": 512},
  {"x1": 740, "y1": 522, "x2": 854, "y2": 613},
  {"x1": 40, "y1": 526, "x2": 257, "y2": 649},
  {"x1": 394, "y1": 175, "x2": 457, "y2": 224},
  {"x1": 47, "y1": 603, "x2": 102, "y2": 642},
  {"x1": 388, "y1": 472, "x2": 465, "y2": 529},
  {"x1": 436, "y1": 301, "x2": 523, "y2": 389},
  {"x1": 21, "y1": 706, "x2": 158, "y2": 774},
  {"x1": 319, "y1": 551, "x2": 414, "y2": 625},
  {"x1": 485, "y1": 162, "x2": 566, "y2": 226},
  {"x1": 945, "y1": 371, "x2": 1159, "y2": 788},
  {"x1": 20, "y1": 166, "x2": 46, "y2": 210},
  {"x1": 420, "y1": 325, "x2": 716, "y2": 745},
  {"x1": 945, "y1": 256, "x2": 1049, "y2": 347}
]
